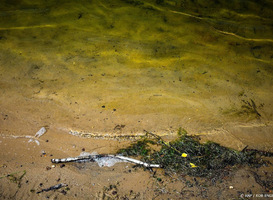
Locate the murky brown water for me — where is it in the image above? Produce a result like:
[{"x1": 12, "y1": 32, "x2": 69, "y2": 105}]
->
[
  {"x1": 1, "y1": 0, "x2": 273, "y2": 149},
  {"x1": 1, "y1": 0, "x2": 273, "y2": 148}
]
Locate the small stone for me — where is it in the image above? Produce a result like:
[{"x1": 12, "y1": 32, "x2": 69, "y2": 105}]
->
[
  {"x1": 51, "y1": 165, "x2": 56, "y2": 168},
  {"x1": 229, "y1": 186, "x2": 233, "y2": 189}
]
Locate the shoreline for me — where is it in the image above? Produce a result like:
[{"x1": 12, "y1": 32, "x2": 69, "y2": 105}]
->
[{"x1": 1, "y1": 124, "x2": 272, "y2": 199}]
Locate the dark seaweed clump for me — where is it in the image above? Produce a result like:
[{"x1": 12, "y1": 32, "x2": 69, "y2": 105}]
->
[
  {"x1": 117, "y1": 128, "x2": 268, "y2": 177},
  {"x1": 117, "y1": 138, "x2": 156, "y2": 157}
]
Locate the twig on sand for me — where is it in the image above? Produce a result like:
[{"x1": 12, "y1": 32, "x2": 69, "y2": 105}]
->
[
  {"x1": 114, "y1": 155, "x2": 161, "y2": 168},
  {"x1": 37, "y1": 183, "x2": 68, "y2": 194},
  {"x1": 51, "y1": 154, "x2": 161, "y2": 168}
]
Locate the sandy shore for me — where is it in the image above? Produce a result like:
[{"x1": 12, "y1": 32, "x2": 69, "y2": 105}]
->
[{"x1": 0, "y1": 125, "x2": 272, "y2": 199}]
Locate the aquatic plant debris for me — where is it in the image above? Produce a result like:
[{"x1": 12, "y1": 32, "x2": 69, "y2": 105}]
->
[
  {"x1": 117, "y1": 129, "x2": 270, "y2": 177},
  {"x1": 0, "y1": 170, "x2": 26, "y2": 188}
]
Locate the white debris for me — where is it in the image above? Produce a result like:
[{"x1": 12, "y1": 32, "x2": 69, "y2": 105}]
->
[
  {"x1": 52, "y1": 152, "x2": 161, "y2": 168},
  {"x1": 26, "y1": 127, "x2": 47, "y2": 145},
  {"x1": 35, "y1": 139, "x2": 40, "y2": 145},
  {"x1": 115, "y1": 155, "x2": 161, "y2": 168},
  {"x1": 79, "y1": 151, "x2": 125, "y2": 167},
  {"x1": 35, "y1": 127, "x2": 47, "y2": 138},
  {"x1": 95, "y1": 156, "x2": 126, "y2": 167}
]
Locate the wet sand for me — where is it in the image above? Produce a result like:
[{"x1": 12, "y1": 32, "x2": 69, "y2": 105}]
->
[
  {"x1": 1, "y1": 0, "x2": 273, "y2": 199},
  {"x1": 0, "y1": 130, "x2": 272, "y2": 199}
]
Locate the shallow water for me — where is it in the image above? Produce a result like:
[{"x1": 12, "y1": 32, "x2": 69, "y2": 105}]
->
[{"x1": 0, "y1": 0, "x2": 273, "y2": 149}]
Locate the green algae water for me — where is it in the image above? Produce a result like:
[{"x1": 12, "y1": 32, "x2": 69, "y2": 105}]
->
[{"x1": 0, "y1": 0, "x2": 273, "y2": 150}]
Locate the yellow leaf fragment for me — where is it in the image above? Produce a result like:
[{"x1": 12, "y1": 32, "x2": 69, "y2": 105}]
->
[
  {"x1": 190, "y1": 163, "x2": 197, "y2": 168},
  {"x1": 181, "y1": 153, "x2": 188, "y2": 157}
]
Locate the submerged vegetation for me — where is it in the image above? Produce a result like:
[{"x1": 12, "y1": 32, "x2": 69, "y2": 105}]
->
[
  {"x1": 117, "y1": 128, "x2": 268, "y2": 177},
  {"x1": 0, "y1": 170, "x2": 26, "y2": 188}
]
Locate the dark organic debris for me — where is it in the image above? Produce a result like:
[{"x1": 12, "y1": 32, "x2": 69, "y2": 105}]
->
[
  {"x1": 117, "y1": 128, "x2": 270, "y2": 177},
  {"x1": 252, "y1": 171, "x2": 273, "y2": 191},
  {"x1": 37, "y1": 183, "x2": 68, "y2": 194},
  {"x1": 117, "y1": 138, "x2": 156, "y2": 157},
  {"x1": 241, "y1": 99, "x2": 261, "y2": 117},
  {"x1": 114, "y1": 124, "x2": 126, "y2": 131},
  {"x1": 0, "y1": 170, "x2": 26, "y2": 188}
]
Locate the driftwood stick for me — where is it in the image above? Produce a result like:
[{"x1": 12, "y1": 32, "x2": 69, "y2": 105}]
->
[
  {"x1": 113, "y1": 155, "x2": 161, "y2": 168},
  {"x1": 51, "y1": 154, "x2": 161, "y2": 168},
  {"x1": 51, "y1": 155, "x2": 98, "y2": 163}
]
